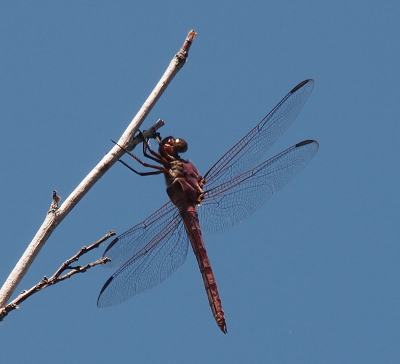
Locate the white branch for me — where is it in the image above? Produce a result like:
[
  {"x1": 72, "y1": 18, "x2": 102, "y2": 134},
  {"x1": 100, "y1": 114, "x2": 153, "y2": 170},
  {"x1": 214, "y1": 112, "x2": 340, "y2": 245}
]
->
[{"x1": 0, "y1": 30, "x2": 197, "y2": 308}]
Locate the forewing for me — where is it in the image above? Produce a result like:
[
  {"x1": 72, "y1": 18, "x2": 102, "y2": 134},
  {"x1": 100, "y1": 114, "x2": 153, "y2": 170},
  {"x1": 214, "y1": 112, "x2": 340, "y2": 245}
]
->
[
  {"x1": 204, "y1": 80, "x2": 314, "y2": 189},
  {"x1": 98, "y1": 202, "x2": 189, "y2": 307},
  {"x1": 198, "y1": 140, "x2": 319, "y2": 234}
]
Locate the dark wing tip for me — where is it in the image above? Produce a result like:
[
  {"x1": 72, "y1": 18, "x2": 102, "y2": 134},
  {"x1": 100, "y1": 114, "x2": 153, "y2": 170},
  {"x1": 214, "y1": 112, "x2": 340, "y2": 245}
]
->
[
  {"x1": 295, "y1": 139, "x2": 319, "y2": 148},
  {"x1": 290, "y1": 79, "x2": 314, "y2": 93},
  {"x1": 97, "y1": 276, "x2": 114, "y2": 307},
  {"x1": 103, "y1": 236, "x2": 119, "y2": 255}
]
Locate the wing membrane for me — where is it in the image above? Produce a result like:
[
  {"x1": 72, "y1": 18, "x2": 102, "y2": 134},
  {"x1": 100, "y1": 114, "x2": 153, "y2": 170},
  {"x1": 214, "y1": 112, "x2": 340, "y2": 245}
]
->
[
  {"x1": 204, "y1": 80, "x2": 314, "y2": 189},
  {"x1": 198, "y1": 140, "x2": 318, "y2": 234},
  {"x1": 103, "y1": 201, "x2": 176, "y2": 269},
  {"x1": 97, "y1": 202, "x2": 189, "y2": 307}
]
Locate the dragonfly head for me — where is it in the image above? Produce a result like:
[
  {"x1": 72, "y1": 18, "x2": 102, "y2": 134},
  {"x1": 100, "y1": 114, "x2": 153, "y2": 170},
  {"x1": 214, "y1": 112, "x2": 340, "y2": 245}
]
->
[{"x1": 160, "y1": 136, "x2": 188, "y2": 157}]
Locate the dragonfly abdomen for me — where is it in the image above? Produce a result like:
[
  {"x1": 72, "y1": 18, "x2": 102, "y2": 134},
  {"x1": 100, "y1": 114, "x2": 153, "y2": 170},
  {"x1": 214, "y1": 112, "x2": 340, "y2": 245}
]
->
[{"x1": 181, "y1": 207, "x2": 227, "y2": 334}]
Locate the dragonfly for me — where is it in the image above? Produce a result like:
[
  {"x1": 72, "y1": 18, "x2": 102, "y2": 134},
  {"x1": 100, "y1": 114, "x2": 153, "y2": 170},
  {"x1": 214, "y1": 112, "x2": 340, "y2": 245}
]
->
[{"x1": 97, "y1": 79, "x2": 319, "y2": 333}]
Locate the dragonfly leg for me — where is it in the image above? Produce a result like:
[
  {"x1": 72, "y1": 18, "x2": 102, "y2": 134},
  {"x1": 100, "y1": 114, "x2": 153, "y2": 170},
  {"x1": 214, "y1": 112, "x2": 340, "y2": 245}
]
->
[
  {"x1": 112, "y1": 139, "x2": 166, "y2": 173},
  {"x1": 139, "y1": 130, "x2": 168, "y2": 163},
  {"x1": 118, "y1": 159, "x2": 164, "y2": 176}
]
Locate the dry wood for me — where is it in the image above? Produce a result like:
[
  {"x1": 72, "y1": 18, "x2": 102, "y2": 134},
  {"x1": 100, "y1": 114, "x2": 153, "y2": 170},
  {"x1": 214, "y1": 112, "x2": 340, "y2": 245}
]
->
[
  {"x1": 0, "y1": 232, "x2": 115, "y2": 321},
  {"x1": 0, "y1": 30, "x2": 197, "y2": 308}
]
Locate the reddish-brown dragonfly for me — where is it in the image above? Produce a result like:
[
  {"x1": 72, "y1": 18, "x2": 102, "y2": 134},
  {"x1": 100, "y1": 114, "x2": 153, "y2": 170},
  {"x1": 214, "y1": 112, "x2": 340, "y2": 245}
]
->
[{"x1": 97, "y1": 79, "x2": 319, "y2": 333}]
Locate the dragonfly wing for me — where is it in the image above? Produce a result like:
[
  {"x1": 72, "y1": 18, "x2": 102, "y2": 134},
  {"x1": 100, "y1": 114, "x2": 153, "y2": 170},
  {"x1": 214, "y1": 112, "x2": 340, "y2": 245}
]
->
[
  {"x1": 204, "y1": 79, "x2": 314, "y2": 189},
  {"x1": 198, "y1": 140, "x2": 319, "y2": 234},
  {"x1": 102, "y1": 201, "x2": 176, "y2": 269},
  {"x1": 98, "y1": 202, "x2": 189, "y2": 307}
]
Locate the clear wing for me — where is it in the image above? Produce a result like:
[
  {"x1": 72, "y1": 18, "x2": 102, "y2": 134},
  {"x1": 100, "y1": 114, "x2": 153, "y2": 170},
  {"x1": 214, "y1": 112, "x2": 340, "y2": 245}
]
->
[
  {"x1": 204, "y1": 79, "x2": 314, "y2": 190},
  {"x1": 97, "y1": 202, "x2": 189, "y2": 307},
  {"x1": 198, "y1": 140, "x2": 319, "y2": 234},
  {"x1": 97, "y1": 80, "x2": 316, "y2": 306}
]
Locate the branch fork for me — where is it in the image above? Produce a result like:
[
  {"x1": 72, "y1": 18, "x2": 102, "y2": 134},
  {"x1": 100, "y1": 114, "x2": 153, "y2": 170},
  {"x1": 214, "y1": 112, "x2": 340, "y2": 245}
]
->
[
  {"x1": 0, "y1": 231, "x2": 115, "y2": 321},
  {"x1": 0, "y1": 30, "x2": 197, "y2": 313}
]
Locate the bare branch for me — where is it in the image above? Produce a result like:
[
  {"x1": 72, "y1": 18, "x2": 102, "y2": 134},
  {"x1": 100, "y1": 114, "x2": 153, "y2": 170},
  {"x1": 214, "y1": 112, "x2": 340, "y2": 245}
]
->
[
  {"x1": 0, "y1": 231, "x2": 115, "y2": 321},
  {"x1": 0, "y1": 30, "x2": 197, "y2": 307}
]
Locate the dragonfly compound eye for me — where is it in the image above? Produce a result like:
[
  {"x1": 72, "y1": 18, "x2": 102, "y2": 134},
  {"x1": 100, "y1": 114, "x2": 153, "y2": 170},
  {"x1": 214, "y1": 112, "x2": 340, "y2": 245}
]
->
[{"x1": 174, "y1": 138, "x2": 188, "y2": 153}]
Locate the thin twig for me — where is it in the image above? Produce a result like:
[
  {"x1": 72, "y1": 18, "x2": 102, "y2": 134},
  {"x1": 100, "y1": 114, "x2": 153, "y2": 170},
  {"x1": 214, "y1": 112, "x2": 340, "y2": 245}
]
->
[
  {"x1": 0, "y1": 30, "x2": 197, "y2": 307},
  {"x1": 0, "y1": 231, "x2": 115, "y2": 321}
]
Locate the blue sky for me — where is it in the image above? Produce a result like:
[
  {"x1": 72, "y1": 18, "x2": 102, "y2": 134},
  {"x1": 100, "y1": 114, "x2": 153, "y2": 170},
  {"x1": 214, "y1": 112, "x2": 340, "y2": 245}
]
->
[{"x1": 0, "y1": 1, "x2": 399, "y2": 363}]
